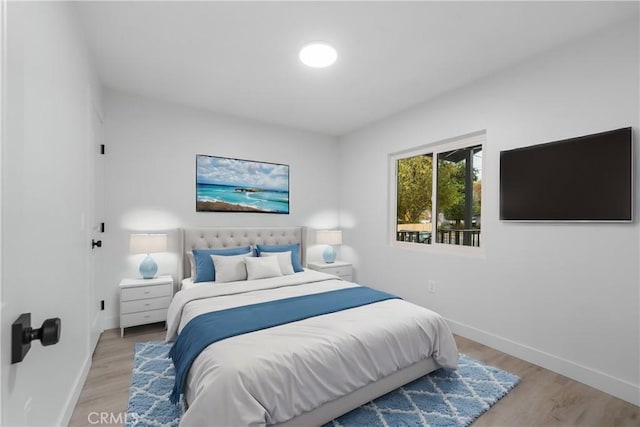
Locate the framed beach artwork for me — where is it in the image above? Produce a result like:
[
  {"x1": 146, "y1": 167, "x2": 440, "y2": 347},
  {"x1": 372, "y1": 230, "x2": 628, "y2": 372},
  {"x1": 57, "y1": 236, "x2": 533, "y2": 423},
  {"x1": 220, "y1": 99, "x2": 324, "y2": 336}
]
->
[{"x1": 196, "y1": 154, "x2": 290, "y2": 214}]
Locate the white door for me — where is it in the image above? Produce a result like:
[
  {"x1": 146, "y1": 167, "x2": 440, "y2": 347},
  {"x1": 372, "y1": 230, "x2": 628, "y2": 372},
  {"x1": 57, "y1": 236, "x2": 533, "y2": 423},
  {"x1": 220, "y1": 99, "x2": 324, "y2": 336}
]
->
[
  {"x1": 0, "y1": 0, "x2": 5, "y2": 422},
  {"x1": 87, "y1": 105, "x2": 105, "y2": 354}
]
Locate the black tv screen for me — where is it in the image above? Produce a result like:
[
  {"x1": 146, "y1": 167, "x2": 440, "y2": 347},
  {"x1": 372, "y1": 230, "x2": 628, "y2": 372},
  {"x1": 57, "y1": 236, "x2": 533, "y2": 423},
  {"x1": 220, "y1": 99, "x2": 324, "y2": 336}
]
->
[{"x1": 500, "y1": 127, "x2": 632, "y2": 222}]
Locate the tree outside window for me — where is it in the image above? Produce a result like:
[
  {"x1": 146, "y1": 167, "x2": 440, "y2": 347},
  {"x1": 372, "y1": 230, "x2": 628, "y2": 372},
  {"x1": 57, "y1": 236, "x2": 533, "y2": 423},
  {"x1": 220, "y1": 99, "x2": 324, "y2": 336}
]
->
[{"x1": 395, "y1": 142, "x2": 482, "y2": 247}]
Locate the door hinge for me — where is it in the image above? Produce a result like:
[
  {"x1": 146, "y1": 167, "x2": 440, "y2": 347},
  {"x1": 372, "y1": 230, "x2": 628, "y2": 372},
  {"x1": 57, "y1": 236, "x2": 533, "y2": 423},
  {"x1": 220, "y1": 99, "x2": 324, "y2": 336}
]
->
[
  {"x1": 100, "y1": 222, "x2": 105, "y2": 233},
  {"x1": 100, "y1": 144, "x2": 105, "y2": 155},
  {"x1": 100, "y1": 300, "x2": 105, "y2": 311}
]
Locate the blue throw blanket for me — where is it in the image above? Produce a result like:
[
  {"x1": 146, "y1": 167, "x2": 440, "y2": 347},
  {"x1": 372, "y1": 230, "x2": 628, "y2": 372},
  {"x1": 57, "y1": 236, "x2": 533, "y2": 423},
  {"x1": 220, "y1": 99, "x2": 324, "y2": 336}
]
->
[{"x1": 169, "y1": 286, "x2": 400, "y2": 403}]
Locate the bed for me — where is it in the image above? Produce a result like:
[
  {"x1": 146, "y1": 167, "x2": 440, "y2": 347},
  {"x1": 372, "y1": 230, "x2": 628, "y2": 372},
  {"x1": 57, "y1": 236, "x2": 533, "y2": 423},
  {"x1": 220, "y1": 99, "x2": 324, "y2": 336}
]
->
[{"x1": 166, "y1": 226, "x2": 459, "y2": 426}]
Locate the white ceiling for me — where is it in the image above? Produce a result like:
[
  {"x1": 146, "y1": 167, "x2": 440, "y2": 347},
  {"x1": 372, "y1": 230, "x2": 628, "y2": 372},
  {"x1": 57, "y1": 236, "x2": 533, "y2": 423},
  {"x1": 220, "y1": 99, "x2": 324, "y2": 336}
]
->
[{"x1": 75, "y1": 1, "x2": 638, "y2": 136}]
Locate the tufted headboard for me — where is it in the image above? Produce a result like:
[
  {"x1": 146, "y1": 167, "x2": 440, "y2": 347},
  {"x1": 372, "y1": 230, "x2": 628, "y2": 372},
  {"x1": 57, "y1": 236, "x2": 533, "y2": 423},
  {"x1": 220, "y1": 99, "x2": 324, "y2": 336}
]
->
[{"x1": 179, "y1": 227, "x2": 307, "y2": 282}]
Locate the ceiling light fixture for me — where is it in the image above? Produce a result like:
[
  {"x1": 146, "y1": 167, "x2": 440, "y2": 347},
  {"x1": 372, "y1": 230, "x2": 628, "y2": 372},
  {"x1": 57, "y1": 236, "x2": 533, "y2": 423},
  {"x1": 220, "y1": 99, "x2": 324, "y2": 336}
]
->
[{"x1": 299, "y1": 42, "x2": 337, "y2": 68}]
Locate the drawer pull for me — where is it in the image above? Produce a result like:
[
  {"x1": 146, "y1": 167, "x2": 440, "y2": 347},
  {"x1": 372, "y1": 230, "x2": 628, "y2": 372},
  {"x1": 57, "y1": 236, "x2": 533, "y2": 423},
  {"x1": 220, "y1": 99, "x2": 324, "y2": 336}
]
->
[
  {"x1": 144, "y1": 303, "x2": 150, "y2": 306},
  {"x1": 144, "y1": 291, "x2": 150, "y2": 294},
  {"x1": 144, "y1": 315, "x2": 150, "y2": 319}
]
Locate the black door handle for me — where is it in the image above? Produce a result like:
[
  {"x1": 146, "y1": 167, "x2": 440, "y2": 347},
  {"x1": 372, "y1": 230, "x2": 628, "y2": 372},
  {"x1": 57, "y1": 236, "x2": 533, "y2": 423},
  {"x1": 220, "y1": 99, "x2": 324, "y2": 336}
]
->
[
  {"x1": 92, "y1": 239, "x2": 102, "y2": 249},
  {"x1": 12, "y1": 313, "x2": 61, "y2": 363}
]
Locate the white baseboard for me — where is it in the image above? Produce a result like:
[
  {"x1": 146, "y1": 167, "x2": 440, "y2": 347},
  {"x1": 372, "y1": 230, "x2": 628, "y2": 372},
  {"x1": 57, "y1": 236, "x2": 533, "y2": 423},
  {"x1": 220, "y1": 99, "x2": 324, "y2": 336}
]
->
[
  {"x1": 102, "y1": 315, "x2": 118, "y2": 331},
  {"x1": 90, "y1": 313, "x2": 102, "y2": 355},
  {"x1": 58, "y1": 353, "x2": 91, "y2": 426},
  {"x1": 447, "y1": 318, "x2": 640, "y2": 406}
]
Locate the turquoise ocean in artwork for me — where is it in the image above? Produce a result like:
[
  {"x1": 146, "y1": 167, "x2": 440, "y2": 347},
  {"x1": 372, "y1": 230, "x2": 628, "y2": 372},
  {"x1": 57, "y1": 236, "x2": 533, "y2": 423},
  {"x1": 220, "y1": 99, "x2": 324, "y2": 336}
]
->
[{"x1": 197, "y1": 183, "x2": 289, "y2": 213}]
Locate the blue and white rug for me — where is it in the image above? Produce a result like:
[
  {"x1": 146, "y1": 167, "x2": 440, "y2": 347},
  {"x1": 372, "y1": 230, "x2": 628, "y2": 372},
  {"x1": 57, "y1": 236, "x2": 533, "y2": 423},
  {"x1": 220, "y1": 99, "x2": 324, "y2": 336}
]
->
[{"x1": 127, "y1": 341, "x2": 519, "y2": 427}]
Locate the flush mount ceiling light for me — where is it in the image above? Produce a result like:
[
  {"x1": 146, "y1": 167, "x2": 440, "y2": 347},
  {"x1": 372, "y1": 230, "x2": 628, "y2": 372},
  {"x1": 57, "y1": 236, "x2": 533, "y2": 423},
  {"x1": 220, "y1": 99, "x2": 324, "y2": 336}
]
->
[{"x1": 299, "y1": 42, "x2": 337, "y2": 68}]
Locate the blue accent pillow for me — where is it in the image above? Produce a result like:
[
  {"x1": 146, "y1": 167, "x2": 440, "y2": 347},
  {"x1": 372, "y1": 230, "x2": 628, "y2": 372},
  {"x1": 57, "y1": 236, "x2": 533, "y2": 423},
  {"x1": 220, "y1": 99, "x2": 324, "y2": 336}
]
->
[
  {"x1": 256, "y1": 243, "x2": 303, "y2": 273},
  {"x1": 192, "y1": 246, "x2": 252, "y2": 283}
]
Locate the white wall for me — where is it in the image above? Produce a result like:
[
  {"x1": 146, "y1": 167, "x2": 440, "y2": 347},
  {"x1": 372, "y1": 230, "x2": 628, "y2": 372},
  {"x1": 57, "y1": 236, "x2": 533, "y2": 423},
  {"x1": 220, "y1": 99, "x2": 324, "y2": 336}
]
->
[
  {"x1": 102, "y1": 90, "x2": 340, "y2": 328},
  {"x1": 1, "y1": 2, "x2": 102, "y2": 426},
  {"x1": 339, "y1": 20, "x2": 639, "y2": 404}
]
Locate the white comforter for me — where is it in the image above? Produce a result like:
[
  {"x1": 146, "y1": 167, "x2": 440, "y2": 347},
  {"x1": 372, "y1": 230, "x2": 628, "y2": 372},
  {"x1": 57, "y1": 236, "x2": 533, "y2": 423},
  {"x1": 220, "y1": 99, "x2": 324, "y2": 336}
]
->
[{"x1": 166, "y1": 270, "x2": 458, "y2": 426}]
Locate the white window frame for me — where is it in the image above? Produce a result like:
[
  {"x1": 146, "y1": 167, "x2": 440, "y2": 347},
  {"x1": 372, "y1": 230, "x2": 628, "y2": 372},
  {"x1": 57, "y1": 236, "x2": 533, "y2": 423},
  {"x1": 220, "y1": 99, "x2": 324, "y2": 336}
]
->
[{"x1": 389, "y1": 131, "x2": 486, "y2": 257}]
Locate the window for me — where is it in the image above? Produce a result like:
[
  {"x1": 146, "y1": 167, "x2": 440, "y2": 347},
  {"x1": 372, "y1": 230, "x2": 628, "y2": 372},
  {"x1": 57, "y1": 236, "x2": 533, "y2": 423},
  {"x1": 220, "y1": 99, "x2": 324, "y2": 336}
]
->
[{"x1": 392, "y1": 133, "x2": 484, "y2": 249}]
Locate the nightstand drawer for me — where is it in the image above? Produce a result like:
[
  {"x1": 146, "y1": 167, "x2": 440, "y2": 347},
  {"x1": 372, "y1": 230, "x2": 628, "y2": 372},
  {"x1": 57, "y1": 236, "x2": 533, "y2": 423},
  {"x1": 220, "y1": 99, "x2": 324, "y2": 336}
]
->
[
  {"x1": 121, "y1": 296, "x2": 171, "y2": 315},
  {"x1": 307, "y1": 261, "x2": 353, "y2": 281},
  {"x1": 121, "y1": 283, "x2": 171, "y2": 301},
  {"x1": 322, "y1": 265, "x2": 352, "y2": 277},
  {"x1": 120, "y1": 308, "x2": 167, "y2": 328}
]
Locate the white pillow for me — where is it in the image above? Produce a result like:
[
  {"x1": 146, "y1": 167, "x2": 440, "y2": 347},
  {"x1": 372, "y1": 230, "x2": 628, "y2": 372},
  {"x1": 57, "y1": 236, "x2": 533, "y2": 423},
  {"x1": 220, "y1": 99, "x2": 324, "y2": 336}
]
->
[
  {"x1": 187, "y1": 252, "x2": 196, "y2": 280},
  {"x1": 259, "y1": 251, "x2": 295, "y2": 275},
  {"x1": 245, "y1": 255, "x2": 283, "y2": 280},
  {"x1": 211, "y1": 252, "x2": 251, "y2": 283}
]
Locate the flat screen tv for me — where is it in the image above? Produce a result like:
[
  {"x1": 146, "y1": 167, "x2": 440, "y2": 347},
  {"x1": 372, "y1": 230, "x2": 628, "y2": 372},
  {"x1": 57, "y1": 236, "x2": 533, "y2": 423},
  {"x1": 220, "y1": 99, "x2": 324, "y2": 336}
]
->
[{"x1": 500, "y1": 127, "x2": 632, "y2": 222}]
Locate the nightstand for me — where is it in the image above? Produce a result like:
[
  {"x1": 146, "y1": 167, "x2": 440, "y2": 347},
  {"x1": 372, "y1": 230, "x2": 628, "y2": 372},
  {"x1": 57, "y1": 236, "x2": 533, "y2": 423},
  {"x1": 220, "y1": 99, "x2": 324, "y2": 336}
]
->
[
  {"x1": 119, "y1": 275, "x2": 173, "y2": 337},
  {"x1": 307, "y1": 261, "x2": 353, "y2": 281}
]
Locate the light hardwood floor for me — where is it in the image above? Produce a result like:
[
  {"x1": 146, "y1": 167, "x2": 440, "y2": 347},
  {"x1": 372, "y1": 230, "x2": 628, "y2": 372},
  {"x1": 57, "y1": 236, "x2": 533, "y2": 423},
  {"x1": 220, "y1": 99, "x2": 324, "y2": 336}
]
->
[{"x1": 69, "y1": 323, "x2": 639, "y2": 426}]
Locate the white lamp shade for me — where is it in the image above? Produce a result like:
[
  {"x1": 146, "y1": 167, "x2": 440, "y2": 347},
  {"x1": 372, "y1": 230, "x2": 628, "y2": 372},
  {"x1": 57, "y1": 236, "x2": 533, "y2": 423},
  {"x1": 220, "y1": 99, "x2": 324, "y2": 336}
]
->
[
  {"x1": 316, "y1": 230, "x2": 342, "y2": 245},
  {"x1": 130, "y1": 234, "x2": 167, "y2": 254}
]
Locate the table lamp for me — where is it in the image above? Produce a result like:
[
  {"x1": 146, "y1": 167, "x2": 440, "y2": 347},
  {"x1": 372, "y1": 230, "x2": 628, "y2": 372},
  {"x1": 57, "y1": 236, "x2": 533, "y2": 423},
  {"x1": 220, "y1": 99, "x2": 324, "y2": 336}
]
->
[
  {"x1": 130, "y1": 233, "x2": 167, "y2": 279},
  {"x1": 316, "y1": 230, "x2": 342, "y2": 264}
]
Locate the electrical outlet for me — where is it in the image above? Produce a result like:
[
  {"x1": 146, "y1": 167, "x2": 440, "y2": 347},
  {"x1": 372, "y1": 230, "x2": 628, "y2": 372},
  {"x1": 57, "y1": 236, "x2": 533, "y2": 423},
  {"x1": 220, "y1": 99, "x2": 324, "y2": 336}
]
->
[{"x1": 428, "y1": 280, "x2": 436, "y2": 293}]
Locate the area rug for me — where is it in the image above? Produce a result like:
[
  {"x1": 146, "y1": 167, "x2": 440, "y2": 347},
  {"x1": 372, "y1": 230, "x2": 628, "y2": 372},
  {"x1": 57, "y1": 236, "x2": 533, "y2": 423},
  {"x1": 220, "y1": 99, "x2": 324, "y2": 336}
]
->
[{"x1": 126, "y1": 341, "x2": 519, "y2": 427}]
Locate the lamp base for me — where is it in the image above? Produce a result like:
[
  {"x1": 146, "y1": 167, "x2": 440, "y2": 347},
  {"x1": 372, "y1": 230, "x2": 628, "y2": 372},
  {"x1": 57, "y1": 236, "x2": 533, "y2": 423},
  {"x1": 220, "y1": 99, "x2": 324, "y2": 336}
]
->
[
  {"x1": 139, "y1": 255, "x2": 158, "y2": 279},
  {"x1": 322, "y1": 246, "x2": 336, "y2": 263}
]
